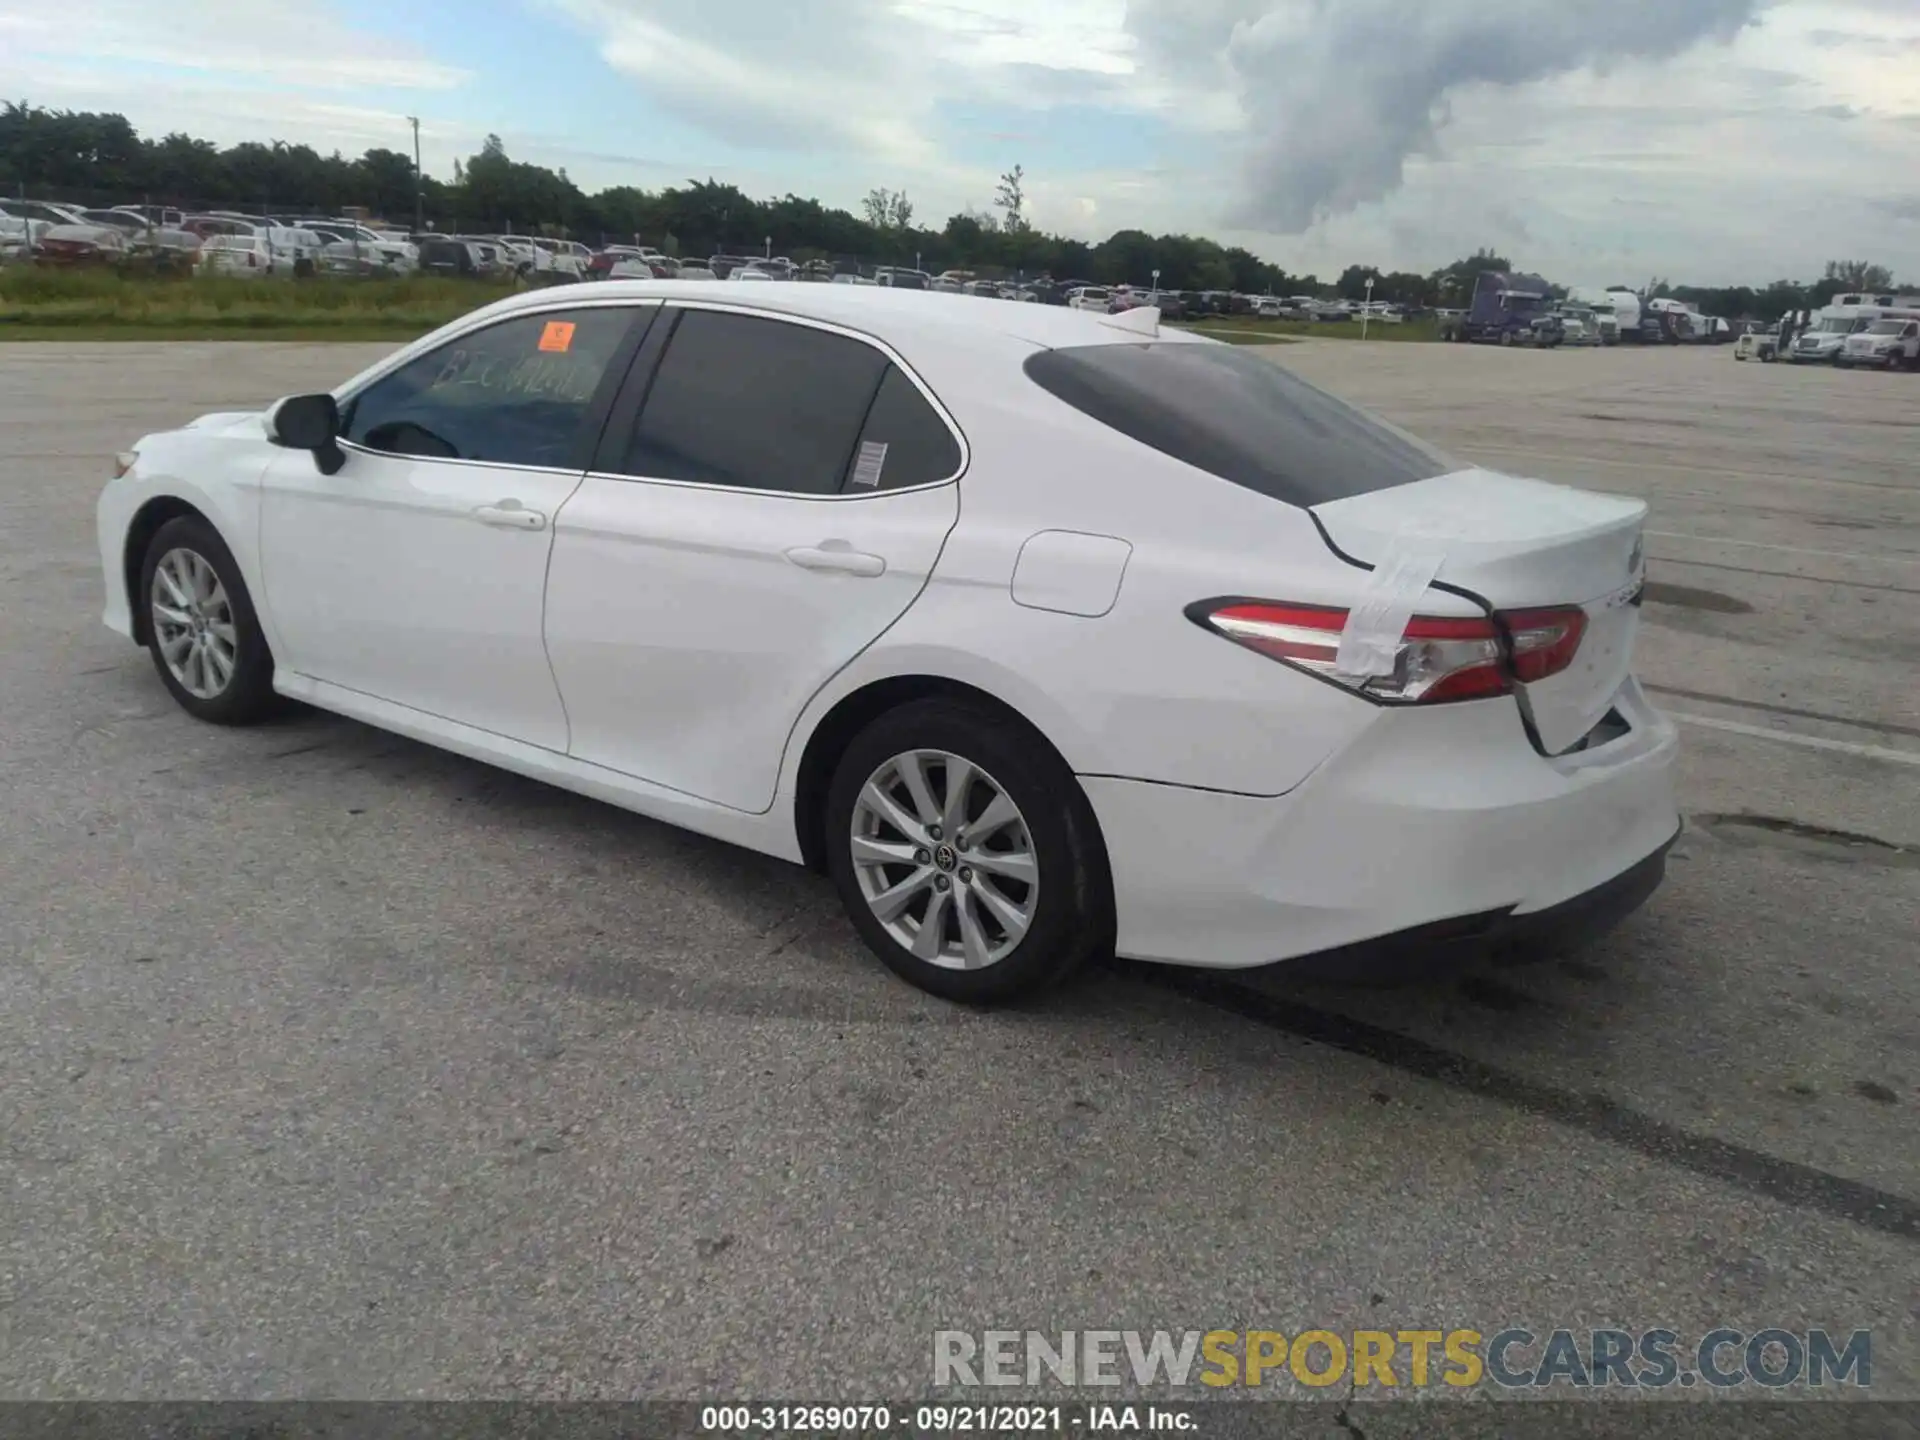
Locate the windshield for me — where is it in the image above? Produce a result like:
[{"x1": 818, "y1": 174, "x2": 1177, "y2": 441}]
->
[
  {"x1": 1813, "y1": 319, "x2": 1854, "y2": 334},
  {"x1": 1023, "y1": 342, "x2": 1453, "y2": 508},
  {"x1": 1866, "y1": 321, "x2": 1905, "y2": 335}
]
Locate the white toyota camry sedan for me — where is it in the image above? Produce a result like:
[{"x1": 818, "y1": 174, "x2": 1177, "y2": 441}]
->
[{"x1": 97, "y1": 282, "x2": 1680, "y2": 1002}]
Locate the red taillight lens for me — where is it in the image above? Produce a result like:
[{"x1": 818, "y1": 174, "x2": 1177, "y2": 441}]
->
[
  {"x1": 1198, "y1": 600, "x2": 1586, "y2": 704},
  {"x1": 1503, "y1": 606, "x2": 1587, "y2": 682}
]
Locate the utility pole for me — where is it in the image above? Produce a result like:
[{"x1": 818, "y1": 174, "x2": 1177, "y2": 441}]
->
[{"x1": 407, "y1": 115, "x2": 424, "y2": 235}]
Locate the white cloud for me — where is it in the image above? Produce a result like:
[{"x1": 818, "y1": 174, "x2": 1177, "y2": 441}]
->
[
  {"x1": 0, "y1": 0, "x2": 468, "y2": 91},
  {"x1": 1, "y1": 0, "x2": 1913, "y2": 281}
]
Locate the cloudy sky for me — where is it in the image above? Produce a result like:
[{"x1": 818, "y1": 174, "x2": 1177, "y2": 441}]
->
[{"x1": 2, "y1": 0, "x2": 1916, "y2": 284}]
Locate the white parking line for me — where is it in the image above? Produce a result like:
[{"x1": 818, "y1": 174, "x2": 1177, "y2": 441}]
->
[
  {"x1": 1646, "y1": 531, "x2": 1920, "y2": 567},
  {"x1": 1670, "y1": 712, "x2": 1920, "y2": 768}
]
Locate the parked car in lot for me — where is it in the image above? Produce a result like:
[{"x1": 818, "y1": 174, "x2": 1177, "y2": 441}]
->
[
  {"x1": 1, "y1": 198, "x2": 87, "y2": 255},
  {"x1": 452, "y1": 237, "x2": 515, "y2": 277},
  {"x1": 74, "y1": 209, "x2": 203, "y2": 268},
  {"x1": 600, "y1": 248, "x2": 675, "y2": 280},
  {"x1": 110, "y1": 205, "x2": 186, "y2": 228},
  {"x1": 196, "y1": 224, "x2": 322, "y2": 276},
  {"x1": 533, "y1": 238, "x2": 593, "y2": 280},
  {"x1": 299, "y1": 221, "x2": 414, "y2": 276},
  {"x1": 96, "y1": 281, "x2": 1678, "y2": 1004},
  {"x1": 1837, "y1": 317, "x2": 1920, "y2": 369},
  {"x1": 1, "y1": 198, "x2": 87, "y2": 230},
  {"x1": 1733, "y1": 325, "x2": 1780, "y2": 362},
  {"x1": 415, "y1": 236, "x2": 491, "y2": 278},
  {"x1": 1067, "y1": 285, "x2": 1113, "y2": 313},
  {"x1": 198, "y1": 232, "x2": 279, "y2": 276},
  {"x1": 32, "y1": 222, "x2": 128, "y2": 266}
]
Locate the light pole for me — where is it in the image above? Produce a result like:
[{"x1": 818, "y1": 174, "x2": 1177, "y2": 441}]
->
[
  {"x1": 1362, "y1": 275, "x2": 1376, "y2": 340},
  {"x1": 406, "y1": 115, "x2": 423, "y2": 235},
  {"x1": 1151, "y1": 268, "x2": 1160, "y2": 304},
  {"x1": 764, "y1": 234, "x2": 771, "y2": 260}
]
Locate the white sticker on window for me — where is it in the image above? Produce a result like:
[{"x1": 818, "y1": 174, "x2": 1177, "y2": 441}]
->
[{"x1": 850, "y1": 440, "x2": 889, "y2": 489}]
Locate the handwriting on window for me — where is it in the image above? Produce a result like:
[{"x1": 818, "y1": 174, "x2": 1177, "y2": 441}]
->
[{"x1": 429, "y1": 344, "x2": 601, "y2": 405}]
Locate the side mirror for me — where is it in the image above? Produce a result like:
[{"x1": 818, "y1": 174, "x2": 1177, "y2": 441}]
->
[{"x1": 267, "y1": 393, "x2": 346, "y2": 475}]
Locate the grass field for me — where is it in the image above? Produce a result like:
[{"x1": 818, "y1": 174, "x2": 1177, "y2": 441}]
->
[
  {"x1": 0, "y1": 270, "x2": 495, "y2": 340},
  {"x1": 0, "y1": 269, "x2": 1444, "y2": 344},
  {"x1": 1174, "y1": 315, "x2": 1441, "y2": 343},
  {"x1": 1172, "y1": 325, "x2": 1300, "y2": 345}
]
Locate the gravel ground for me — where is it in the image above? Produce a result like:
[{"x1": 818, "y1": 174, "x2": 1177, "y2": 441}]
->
[{"x1": 1, "y1": 338, "x2": 1915, "y2": 1409}]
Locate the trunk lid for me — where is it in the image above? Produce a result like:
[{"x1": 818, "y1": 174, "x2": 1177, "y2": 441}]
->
[{"x1": 1311, "y1": 467, "x2": 1648, "y2": 755}]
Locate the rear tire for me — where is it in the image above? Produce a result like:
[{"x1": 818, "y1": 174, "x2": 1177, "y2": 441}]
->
[
  {"x1": 139, "y1": 515, "x2": 281, "y2": 725},
  {"x1": 824, "y1": 699, "x2": 1109, "y2": 1004}
]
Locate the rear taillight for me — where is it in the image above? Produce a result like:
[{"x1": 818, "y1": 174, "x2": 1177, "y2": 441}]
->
[{"x1": 1194, "y1": 601, "x2": 1586, "y2": 704}]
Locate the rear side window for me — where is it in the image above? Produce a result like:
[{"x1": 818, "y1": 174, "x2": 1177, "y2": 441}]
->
[
  {"x1": 844, "y1": 366, "x2": 962, "y2": 492},
  {"x1": 342, "y1": 307, "x2": 635, "y2": 469},
  {"x1": 1023, "y1": 342, "x2": 1451, "y2": 507},
  {"x1": 620, "y1": 310, "x2": 890, "y2": 495}
]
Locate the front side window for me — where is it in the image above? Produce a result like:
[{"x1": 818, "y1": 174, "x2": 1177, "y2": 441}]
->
[
  {"x1": 618, "y1": 310, "x2": 894, "y2": 495},
  {"x1": 1024, "y1": 341, "x2": 1452, "y2": 508},
  {"x1": 342, "y1": 307, "x2": 637, "y2": 468}
]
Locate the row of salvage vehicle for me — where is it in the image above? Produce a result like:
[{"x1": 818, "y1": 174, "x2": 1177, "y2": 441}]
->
[{"x1": 1440, "y1": 274, "x2": 1755, "y2": 348}]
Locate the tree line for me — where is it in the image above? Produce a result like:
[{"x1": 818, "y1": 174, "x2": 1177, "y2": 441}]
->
[{"x1": 0, "y1": 102, "x2": 1899, "y2": 313}]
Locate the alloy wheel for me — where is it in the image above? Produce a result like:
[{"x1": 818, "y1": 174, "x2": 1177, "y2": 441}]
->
[
  {"x1": 150, "y1": 547, "x2": 237, "y2": 699},
  {"x1": 850, "y1": 749, "x2": 1039, "y2": 971}
]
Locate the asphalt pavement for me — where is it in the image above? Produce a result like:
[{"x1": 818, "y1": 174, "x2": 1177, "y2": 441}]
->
[{"x1": 0, "y1": 338, "x2": 1914, "y2": 1409}]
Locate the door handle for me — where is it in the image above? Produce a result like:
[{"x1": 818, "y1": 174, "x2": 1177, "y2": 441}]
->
[
  {"x1": 473, "y1": 502, "x2": 547, "y2": 531},
  {"x1": 784, "y1": 544, "x2": 886, "y2": 578}
]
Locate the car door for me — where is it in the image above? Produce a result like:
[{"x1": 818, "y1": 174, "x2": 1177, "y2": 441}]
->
[
  {"x1": 543, "y1": 304, "x2": 964, "y2": 813},
  {"x1": 257, "y1": 302, "x2": 653, "y2": 751}
]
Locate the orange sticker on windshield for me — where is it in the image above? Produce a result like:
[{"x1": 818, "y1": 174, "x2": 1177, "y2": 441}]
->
[{"x1": 538, "y1": 320, "x2": 576, "y2": 353}]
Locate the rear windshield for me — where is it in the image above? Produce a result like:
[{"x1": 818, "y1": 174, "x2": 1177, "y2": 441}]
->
[{"x1": 1023, "y1": 342, "x2": 1453, "y2": 507}]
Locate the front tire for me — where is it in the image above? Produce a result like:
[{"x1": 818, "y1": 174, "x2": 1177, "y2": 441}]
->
[
  {"x1": 140, "y1": 516, "x2": 280, "y2": 725},
  {"x1": 824, "y1": 700, "x2": 1110, "y2": 1004}
]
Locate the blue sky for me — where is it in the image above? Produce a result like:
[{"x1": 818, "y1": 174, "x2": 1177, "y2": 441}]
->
[{"x1": 1, "y1": 0, "x2": 1915, "y2": 282}]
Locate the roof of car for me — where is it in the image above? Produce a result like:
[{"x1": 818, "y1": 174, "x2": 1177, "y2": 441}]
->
[{"x1": 477, "y1": 278, "x2": 1207, "y2": 352}]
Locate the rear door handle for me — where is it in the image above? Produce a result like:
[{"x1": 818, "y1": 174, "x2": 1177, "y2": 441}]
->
[
  {"x1": 784, "y1": 545, "x2": 886, "y2": 578},
  {"x1": 473, "y1": 502, "x2": 547, "y2": 531}
]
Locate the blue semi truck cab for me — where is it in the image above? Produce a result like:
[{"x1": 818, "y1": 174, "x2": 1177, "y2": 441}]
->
[{"x1": 1445, "y1": 271, "x2": 1565, "y2": 346}]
